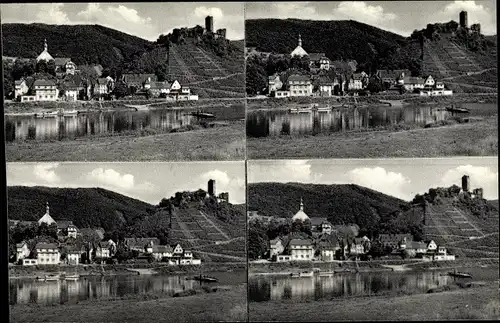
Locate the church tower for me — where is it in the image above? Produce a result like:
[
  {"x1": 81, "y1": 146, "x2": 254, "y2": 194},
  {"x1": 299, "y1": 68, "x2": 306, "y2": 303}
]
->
[
  {"x1": 290, "y1": 33, "x2": 308, "y2": 57},
  {"x1": 298, "y1": 33, "x2": 302, "y2": 47}
]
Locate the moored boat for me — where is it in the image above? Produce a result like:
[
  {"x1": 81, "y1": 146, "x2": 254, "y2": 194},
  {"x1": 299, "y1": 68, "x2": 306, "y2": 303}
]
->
[
  {"x1": 192, "y1": 275, "x2": 218, "y2": 282},
  {"x1": 44, "y1": 274, "x2": 60, "y2": 281},
  {"x1": 65, "y1": 274, "x2": 80, "y2": 281},
  {"x1": 447, "y1": 270, "x2": 472, "y2": 278},
  {"x1": 299, "y1": 271, "x2": 314, "y2": 277},
  {"x1": 319, "y1": 271, "x2": 335, "y2": 277},
  {"x1": 191, "y1": 111, "x2": 215, "y2": 118},
  {"x1": 446, "y1": 105, "x2": 470, "y2": 113},
  {"x1": 290, "y1": 272, "x2": 301, "y2": 278}
]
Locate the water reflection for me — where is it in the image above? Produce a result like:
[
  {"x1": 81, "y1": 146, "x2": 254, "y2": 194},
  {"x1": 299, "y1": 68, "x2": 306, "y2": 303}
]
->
[
  {"x1": 247, "y1": 105, "x2": 450, "y2": 138},
  {"x1": 11, "y1": 275, "x2": 199, "y2": 305},
  {"x1": 249, "y1": 271, "x2": 453, "y2": 302},
  {"x1": 5, "y1": 110, "x2": 197, "y2": 142}
]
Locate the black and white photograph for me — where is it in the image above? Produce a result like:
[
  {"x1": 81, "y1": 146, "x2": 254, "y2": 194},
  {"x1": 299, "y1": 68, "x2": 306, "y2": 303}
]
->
[
  {"x1": 7, "y1": 161, "x2": 247, "y2": 322},
  {"x1": 247, "y1": 157, "x2": 499, "y2": 321},
  {"x1": 2, "y1": 3, "x2": 245, "y2": 161},
  {"x1": 245, "y1": 1, "x2": 497, "y2": 159}
]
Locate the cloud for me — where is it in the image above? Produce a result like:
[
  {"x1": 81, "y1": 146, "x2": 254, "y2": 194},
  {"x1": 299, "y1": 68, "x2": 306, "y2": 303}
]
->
[
  {"x1": 248, "y1": 160, "x2": 321, "y2": 184},
  {"x1": 335, "y1": 2, "x2": 397, "y2": 24},
  {"x1": 347, "y1": 167, "x2": 412, "y2": 200},
  {"x1": 189, "y1": 5, "x2": 244, "y2": 40},
  {"x1": 439, "y1": 165, "x2": 498, "y2": 199},
  {"x1": 271, "y1": 2, "x2": 316, "y2": 18},
  {"x1": 194, "y1": 6, "x2": 224, "y2": 20},
  {"x1": 36, "y1": 3, "x2": 69, "y2": 24},
  {"x1": 86, "y1": 168, "x2": 136, "y2": 190},
  {"x1": 76, "y1": 3, "x2": 156, "y2": 40},
  {"x1": 33, "y1": 163, "x2": 61, "y2": 184}
]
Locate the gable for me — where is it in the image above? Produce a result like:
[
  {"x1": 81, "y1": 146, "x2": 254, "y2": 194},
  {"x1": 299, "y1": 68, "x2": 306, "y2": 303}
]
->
[{"x1": 170, "y1": 80, "x2": 181, "y2": 90}]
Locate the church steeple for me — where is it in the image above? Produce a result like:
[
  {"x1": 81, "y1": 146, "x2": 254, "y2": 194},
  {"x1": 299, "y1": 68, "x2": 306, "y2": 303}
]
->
[
  {"x1": 298, "y1": 33, "x2": 302, "y2": 47},
  {"x1": 46, "y1": 202, "x2": 50, "y2": 215},
  {"x1": 299, "y1": 198, "x2": 304, "y2": 211},
  {"x1": 44, "y1": 39, "x2": 48, "y2": 51}
]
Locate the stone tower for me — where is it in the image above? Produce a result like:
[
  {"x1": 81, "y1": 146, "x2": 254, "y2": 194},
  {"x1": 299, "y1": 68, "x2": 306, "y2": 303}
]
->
[
  {"x1": 462, "y1": 175, "x2": 470, "y2": 192},
  {"x1": 459, "y1": 11, "x2": 468, "y2": 28},
  {"x1": 205, "y1": 15, "x2": 214, "y2": 33},
  {"x1": 208, "y1": 179, "x2": 216, "y2": 196}
]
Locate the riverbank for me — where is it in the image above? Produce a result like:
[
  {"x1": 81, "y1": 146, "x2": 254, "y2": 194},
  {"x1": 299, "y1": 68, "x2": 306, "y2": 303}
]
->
[
  {"x1": 249, "y1": 285, "x2": 499, "y2": 321},
  {"x1": 248, "y1": 258, "x2": 499, "y2": 275},
  {"x1": 10, "y1": 284, "x2": 247, "y2": 322},
  {"x1": 6, "y1": 120, "x2": 245, "y2": 161},
  {"x1": 4, "y1": 98, "x2": 246, "y2": 114},
  {"x1": 247, "y1": 93, "x2": 497, "y2": 111},
  {"x1": 248, "y1": 117, "x2": 497, "y2": 159},
  {"x1": 9, "y1": 262, "x2": 247, "y2": 279}
]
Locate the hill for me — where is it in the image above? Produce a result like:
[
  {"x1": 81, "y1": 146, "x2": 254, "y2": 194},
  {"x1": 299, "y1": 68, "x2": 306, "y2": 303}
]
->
[
  {"x1": 247, "y1": 182, "x2": 421, "y2": 237},
  {"x1": 245, "y1": 18, "x2": 419, "y2": 72},
  {"x1": 7, "y1": 186, "x2": 156, "y2": 232},
  {"x1": 1, "y1": 23, "x2": 155, "y2": 68}
]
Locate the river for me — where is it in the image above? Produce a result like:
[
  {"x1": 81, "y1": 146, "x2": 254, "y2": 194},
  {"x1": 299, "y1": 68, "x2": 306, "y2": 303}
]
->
[
  {"x1": 248, "y1": 267, "x2": 498, "y2": 302},
  {"x1": 246, "y1": 103, "x2": 493, "y2": 138},
  {"x1": 5, "y1": 104, "x2": 244, "y2": 143},
  {"x1": 9, "y1": 271, "x2": 244, "y2": 306}
]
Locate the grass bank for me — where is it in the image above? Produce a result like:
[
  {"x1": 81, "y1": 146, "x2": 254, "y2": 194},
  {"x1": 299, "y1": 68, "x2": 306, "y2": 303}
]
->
[
  {"x1": 249, "y1": 285, "x2": 499, "y2": 321},
  {"x1": 6, "y1": 121, "x2": 245, "y2": 161},
  {"x1": 10, "y1": 284, "x2": 247, "y2": 322},
  {"x1": 248, "y1": 117, "x2": 497, "y2": 159}
]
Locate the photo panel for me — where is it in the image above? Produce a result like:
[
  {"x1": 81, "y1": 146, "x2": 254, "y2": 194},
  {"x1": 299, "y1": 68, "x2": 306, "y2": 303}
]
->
[
  {"x1": 245, "y1": 1, "x2": 497, "y2": 159},
  {"x1": 2, "y1": 2, "x2": 245, "y2": 162},
  {"x1": 7, "y1": 161, "x2": 247, "y2": 322},
  {"x1": 247, "y1": 157, "x2": 498, "y2": 321}
]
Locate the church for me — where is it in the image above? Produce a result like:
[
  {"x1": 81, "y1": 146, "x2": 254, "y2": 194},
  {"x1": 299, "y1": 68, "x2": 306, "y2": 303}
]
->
[
  {"x1": 36, "y1": 39, "x2": 77, "y2": 76},
  {"x1": 290, "y1": 34, "x2": 331, "y2": 71},
  {"x1": 292, "y1": 198, "x2": 310, "y2": 222}
]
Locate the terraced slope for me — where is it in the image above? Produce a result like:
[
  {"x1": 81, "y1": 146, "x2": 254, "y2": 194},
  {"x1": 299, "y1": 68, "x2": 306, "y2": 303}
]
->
[
  {"x1": 167, "y1": 39, "x2": 245, "y2": 98},
  {"x1": 423, "y1": 200, "x2": 499, "y2": 258},
  {"x1": 422, "y1": 35, "x2": 497, "y2": 92},
  {"x1": 168, "y1": 205, "x2": 245, "y2": 262}
]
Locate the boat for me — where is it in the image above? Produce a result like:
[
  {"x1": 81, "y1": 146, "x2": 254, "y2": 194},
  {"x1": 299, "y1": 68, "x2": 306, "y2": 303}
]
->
[
  {"x1": 300, "y1": 271, "x2": 314, "y2": 277},
  {"x1": 191, "y1": 111, "x2": 215, "y2": 118},
  {"x1": 319, "y1": 271, "x2": 335, "y2": 277},
  {"x1": 65, "y1": 274, "x2": 80, "y2": 281},
  {"x1": 311, "y1": 105, "x2": 332, "y2": 113},
  {"x1": 63, "y1": 110, "x2": 79, "y2": 116},
  {"x1": 289, "y1": 107, "x2": 312, "y2": 113},
  {"x1": 334, "y1": 269, "x2": 353, "y2": 274},
  {"x1": 290, "y1": 272, "x2": 301, "y2": 278},
  {"x1": 192, "y1": 275, "x2": 218, "y2": 282},
  {"x1": 446, "y1": 105, "x2": 470, "y2": 113},
  {"x1": 39, "y1": 274, "x2": 60, "y2": 281},
  {"x1": 447, "y1": 270, "x2": 472, "y2": 278}
]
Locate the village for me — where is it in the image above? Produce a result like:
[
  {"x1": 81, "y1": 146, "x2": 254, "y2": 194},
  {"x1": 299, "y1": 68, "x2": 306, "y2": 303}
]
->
[
  {"x1": 5, "y1": 14, "x2": 238, "y2": 104},
  {"x1": 10, "y1": 202, "x2": 201, "y2": 269},
  {"x1": 248, "y1": 173, "x2": 488, "y2": 267},
  {"x1": 245, "y1": 11, "x2": 486, "y2": 100}
]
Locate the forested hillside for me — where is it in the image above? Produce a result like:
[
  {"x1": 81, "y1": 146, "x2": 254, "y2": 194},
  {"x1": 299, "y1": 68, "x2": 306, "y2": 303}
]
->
[
  {"x1": 245, "y1": 18, "x2": 421, "y2": 72},
  {"x1": 247, "y1": 182, "x2": 423, "y2": 237},
  {"x1": 7, "y1": 186, "x2": 156, "y2": 232},
  {"x1": 2, "y1": 23, "x2": 155, "y2": 68}
]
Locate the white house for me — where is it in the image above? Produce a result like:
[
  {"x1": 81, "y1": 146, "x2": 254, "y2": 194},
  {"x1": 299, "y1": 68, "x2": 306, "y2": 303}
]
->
[
  {"x1": 288, "y1": 239, "x2": 314, "y2": 261},
  {"x1": 96, "y1": 241, "x2": 112, "y2": 259},
  {"x1": 16, "y1": 241, "x2": 31, "y2": 263},
  {"x1": 15, "y1": 79, "x2": 29, "y2": 99},
  {"x1": 424, "y1": 75, "x2": 435, "y2": 87},
  {"x1": 150, "y1": 245, "x2": 174, "y2": 260},
  {"x1": 35, "y1": 242, "x2": 60, "y2": 265},
  {"x1": 269, "y1": 238, "x2": 285, "y2": 258},
  {"x1": 268, "y1": 74, "x2": 283, "y2": 93},
  {"x1": 288, "y1": 75, "x2": 313, "y2": 97},
  {"x1": 34, "y1": 79, "x2": 58, "y2": 101},
  {"x1": 66, "y1": 248, "x2": 80, "y2": 265}
]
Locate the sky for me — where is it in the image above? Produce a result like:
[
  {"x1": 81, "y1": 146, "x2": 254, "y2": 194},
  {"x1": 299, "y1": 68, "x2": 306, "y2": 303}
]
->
[
  {"x1": 6, "y1": 162, "x2": 246, "y2": 205},
  {"x1": 248, "y1": 157, "x2": 498, "y2": 201},
  {"x1": 245, "y1": 1, "x2": 497, "y2": 36},
  {"x1": 0, "y1": 2, "x2": 245, "y2": 41}
]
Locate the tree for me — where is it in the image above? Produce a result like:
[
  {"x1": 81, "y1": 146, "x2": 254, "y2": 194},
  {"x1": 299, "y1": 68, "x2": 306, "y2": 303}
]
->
[
  {"x1": 38, "y1": 223, "x2": 58, "y2": 240},
  {"x1": 401, "y1": 249, "x2": 416, "y2": 259},
  {"x1": 112, "y1": 81, "x2": 129, "y2": 99},
  {"x1": 248, "y1": 220, "x2": 268, "y2": 260},
  {"x1": 246, "y1": 56, "x2": 267, "y2": 95},
  {"x1": 369, "y1": 241, "x2": 385, "y2": 259},
  {"x1": 145, "y1": 89, "x2": 152, "y2": 100},
  {"x1": 367, "y1": 76, "x2": 383, "y2": 93}
]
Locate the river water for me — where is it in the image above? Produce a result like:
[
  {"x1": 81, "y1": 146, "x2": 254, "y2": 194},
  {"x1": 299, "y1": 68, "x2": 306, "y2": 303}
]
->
[
  {"x1": 246, "y1": 103, "x2": 493, "y2": 138},
  {"x1": 249, "y1": 267, "x2": 498, "y2": 302},
  {"x1": 5, "y1": 105, "x2": 244, "y2": 143},
  {"x1": 9, "y1": 271, "x2": 244, "y2": 306}
]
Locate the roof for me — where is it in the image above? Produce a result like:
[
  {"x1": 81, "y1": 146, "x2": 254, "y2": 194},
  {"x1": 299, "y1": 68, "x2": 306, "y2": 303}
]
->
[
  {"x1": 378, "y1": 234, "x2": 413, "y2": 243},
  {"x1": 288, "y1": 74, "x2": 311, "y2": 83},
  {"x1": 35, "y1": 242, "x2": 59, "y2": 250},
  {"x1": 352, "y1": 73, "x2": 363, "y2": 80},
  {"x1": 308, "y1": 53, "x2": 326, "y2": 61},
  {"x1": 124, "y1": 237, "x2": 160, "y2": 247},
  {"x1": 56, "y1": 221, "x2": 77, "y2": 229},
  {"x1": 99, "y1": 241, "x2": 111, "y2": 249},
  {"x1": 288, "y1": 239, "x2": 313, "y2": 246},
  {"x1": 15, "y1": 80, "x2": 25, "y2": 86},
  {"x1": 310, "y1": 217, "x2": 329, "y2": 226},
  {"x1": 377, "y1": 69, "x2": 411, "y2": 79},
  {"x1": 54, "y1": 58, "x2": 72, "y2": 66},
  {"x1": 16, "y1": 241, "x2": 27, "y2": 248},
  {"x1": 34, "y1": 79, "x2": 56, "y2": 87},
  {"x1": 66, "y1": 245, "x2": 81, "y2": 253},
  {"x1": 97, "y1": 78, "x2": 109, "y2": 84},
  {"x1": 406, "y1": 241, "x2": 427, "y2": 249},
  {"x1": 316, "y1": 76, "x2": 335, "y2": 85},
  {"x1": 122, "y1": 73, "x2": 157, "y2": 84},
  {"x1": 150, "y1": 81, "x2": 170, "y2": 90},
  {"x1": 354, "y1": 238, "x2": 366, "y2": 244},
  {"x1": 403, "y1": 76, "x2": 425, "y2": 84},
  {"x1": 270, "y1": 238, "x2": 282, "y2": 245},
  {"x1": 152, "y1": 245, "x2": 174, "y2": 253}
]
